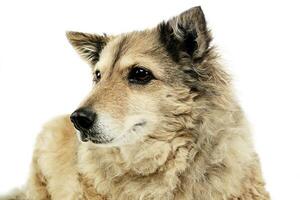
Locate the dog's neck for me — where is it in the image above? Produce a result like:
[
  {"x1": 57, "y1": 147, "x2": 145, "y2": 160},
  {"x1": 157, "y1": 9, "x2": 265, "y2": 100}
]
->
[{"x1": 77, "y1": 134, "x2": 195, "y2": 199}]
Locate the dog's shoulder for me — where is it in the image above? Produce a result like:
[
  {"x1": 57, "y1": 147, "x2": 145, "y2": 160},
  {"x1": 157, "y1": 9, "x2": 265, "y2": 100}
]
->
[
  {"x1": 29, "y1": 115, "x2": 83, "y2": 199},
  {"x1": 33, "y1": 115, "x2": 79, "y2": 176},
  {"x1": 35, "y1": 115, "x2": 77, "y2": 153}
]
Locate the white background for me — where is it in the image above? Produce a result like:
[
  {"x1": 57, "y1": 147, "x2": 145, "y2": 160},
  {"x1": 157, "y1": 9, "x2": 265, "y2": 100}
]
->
[{"x1": 0, "y1": 0, "x2": 299, "y2": 199}]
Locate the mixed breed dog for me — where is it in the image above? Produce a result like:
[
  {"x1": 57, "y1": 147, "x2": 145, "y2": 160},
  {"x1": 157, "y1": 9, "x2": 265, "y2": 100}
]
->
[{"x1": 1, "y1": 6, "x2": 269, "y2": 200}]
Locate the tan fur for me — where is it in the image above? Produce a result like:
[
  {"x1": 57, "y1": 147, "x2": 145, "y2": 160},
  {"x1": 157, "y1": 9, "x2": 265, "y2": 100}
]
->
[{"x1": 1, "y1": 6, "x2": 269, "y2": 200}]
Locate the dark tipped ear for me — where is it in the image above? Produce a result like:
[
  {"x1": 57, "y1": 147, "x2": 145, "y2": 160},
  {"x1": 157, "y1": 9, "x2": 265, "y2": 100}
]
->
[
  {"x1": 158, "y1": 6, "x2": 211, "y2": 62},
  {"x1": 66, "y1": 31, "x2": 109, "y2": 66}
]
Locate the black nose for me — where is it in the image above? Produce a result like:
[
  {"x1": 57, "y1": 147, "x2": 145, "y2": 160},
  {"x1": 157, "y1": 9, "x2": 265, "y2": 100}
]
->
[{"x1": 70, "y1": 107, "x2": 96, "y2": 131}]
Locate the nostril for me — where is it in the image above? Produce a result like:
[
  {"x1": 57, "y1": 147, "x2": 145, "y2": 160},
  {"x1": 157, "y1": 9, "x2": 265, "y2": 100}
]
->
[
  {"x1": 70, "y1": 107, "x2": 96, "y2": 130},
  {"x1": 76, "y1": 116, "x2": 91, "y2": 129}
]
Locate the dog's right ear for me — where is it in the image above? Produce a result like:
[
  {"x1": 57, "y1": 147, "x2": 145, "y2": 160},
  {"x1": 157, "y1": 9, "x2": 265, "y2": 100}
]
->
[
  {"x1": 158, "y1": 6, "x2": 211, "y2": 63},
  {"x1": 66, "y1": 31, "x2": 109, "y2": 66}
]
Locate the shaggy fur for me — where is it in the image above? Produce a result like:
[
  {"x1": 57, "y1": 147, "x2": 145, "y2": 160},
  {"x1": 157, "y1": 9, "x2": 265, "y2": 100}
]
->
[{"x1": 0, "y1": 6, "x2": 269, "y2": 200}]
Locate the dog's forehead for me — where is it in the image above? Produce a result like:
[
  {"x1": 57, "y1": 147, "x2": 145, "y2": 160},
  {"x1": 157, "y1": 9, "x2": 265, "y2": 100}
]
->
[
  {"x1": 95, "y1": 30, "x2": 164, "y2": 73},
  {"x1": 95, "y1": 36, "x2": 124, "y2": 72}
]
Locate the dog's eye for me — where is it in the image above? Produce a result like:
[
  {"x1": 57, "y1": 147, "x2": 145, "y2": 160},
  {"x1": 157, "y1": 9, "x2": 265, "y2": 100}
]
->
[
  {"x1": 93, "y1": 70, "x2": 101, "y2": 82},
  {"x1": 128, "y1": 67, "x2": 154, "y2": 85}
]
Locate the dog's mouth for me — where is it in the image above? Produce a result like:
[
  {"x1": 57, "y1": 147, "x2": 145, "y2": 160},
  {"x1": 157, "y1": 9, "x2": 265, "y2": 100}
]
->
[
  {"x1": 89, "y1": 137, "x2": 112, "y2": 144},
  {"x1": 75, "y1": 120, "x2": 148, "y2": 145},
  {"x1": 76, "y1": 131, "x2": 113, "y2": 144}
]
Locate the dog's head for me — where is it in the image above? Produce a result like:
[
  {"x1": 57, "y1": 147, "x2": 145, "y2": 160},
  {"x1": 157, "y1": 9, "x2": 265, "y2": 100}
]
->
[{"x1": 68, "y1": 6, "x2": 229, "y2": 147}]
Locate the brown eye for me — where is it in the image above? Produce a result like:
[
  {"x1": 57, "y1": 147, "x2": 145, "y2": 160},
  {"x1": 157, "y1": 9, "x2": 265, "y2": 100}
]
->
[
  {"x1": 94, "y1": 70, "x2": 101, "y2": 82},
  {"x1": 128, "y1": 67, "x2": 154, "y2": 85}
]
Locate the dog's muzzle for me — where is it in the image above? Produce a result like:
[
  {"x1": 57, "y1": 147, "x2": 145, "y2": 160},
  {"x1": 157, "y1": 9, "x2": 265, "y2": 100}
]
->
[{"x1": 70, "y1": 108, "x2": 113, "y2": 144}]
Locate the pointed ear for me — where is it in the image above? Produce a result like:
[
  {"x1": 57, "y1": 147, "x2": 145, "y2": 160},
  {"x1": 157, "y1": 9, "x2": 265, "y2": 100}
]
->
[
  {"x1": 66, "y1": 31, "x2": 109, "y2": 66},
  {"x1": 158, "y1": 6, "x2": 211, "y2": 62}
]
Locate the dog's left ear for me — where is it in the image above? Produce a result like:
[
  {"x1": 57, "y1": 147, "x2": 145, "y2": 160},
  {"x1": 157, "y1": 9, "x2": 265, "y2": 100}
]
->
[
  {"x1": 158, "y1": 6, "x2": 211, "y2": 62},
  {"x1": 66, "y1": 31, "x2": 109, "y2": 66}
]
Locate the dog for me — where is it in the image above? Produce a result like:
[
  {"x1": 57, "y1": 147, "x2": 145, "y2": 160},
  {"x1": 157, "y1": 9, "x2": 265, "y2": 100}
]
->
[{"x1": 0, "y1": 6, "x2": 269, "y2": 200}]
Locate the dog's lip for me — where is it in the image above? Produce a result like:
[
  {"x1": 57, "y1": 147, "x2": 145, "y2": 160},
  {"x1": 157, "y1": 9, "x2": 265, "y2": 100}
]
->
[
  {"x1": 88, "y1": 137, "x2": 112, "y2": 144},
  {"x1": 76, "y1": 130, "x2": 113, "y2": 144}
]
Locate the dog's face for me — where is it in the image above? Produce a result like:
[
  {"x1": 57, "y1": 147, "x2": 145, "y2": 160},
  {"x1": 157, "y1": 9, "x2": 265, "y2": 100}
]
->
[{"x1": 68, "y1": 7, "x2": 220, "y2": 147}]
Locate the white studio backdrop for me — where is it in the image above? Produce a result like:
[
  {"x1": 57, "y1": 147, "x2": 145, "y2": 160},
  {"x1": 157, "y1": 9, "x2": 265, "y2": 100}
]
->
[{"x1": 0, "y1": 0, "x2": 299, "y2": 199}]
